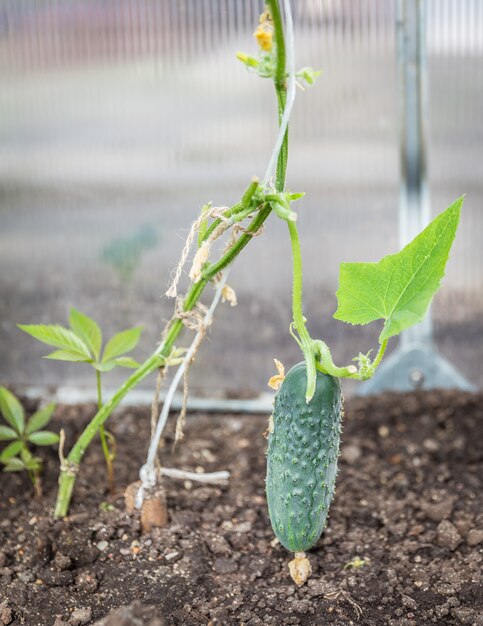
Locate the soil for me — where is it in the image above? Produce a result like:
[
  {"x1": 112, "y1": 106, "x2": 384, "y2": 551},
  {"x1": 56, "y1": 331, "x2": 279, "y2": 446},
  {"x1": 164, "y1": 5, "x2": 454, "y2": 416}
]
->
[{"x1": 0, "y1": 390, "x2": 482, "y2": 626}]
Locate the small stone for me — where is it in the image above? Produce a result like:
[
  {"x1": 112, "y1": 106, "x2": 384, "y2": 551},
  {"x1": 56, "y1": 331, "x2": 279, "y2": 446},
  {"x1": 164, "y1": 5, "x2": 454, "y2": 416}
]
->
[
  {"x1": 42, "y1": 568, "x2": 74, "y2": 587},
  {"x1": 213, "y1": 557, "x2": 238, "y2": 574},
  {"x1": 97, "y1": 541, "x2": 109, "y2": 552},
  {"x1": 341, "y1": 444, "x2": 361, "y2": 464},
  {"x1": 75, "y1": 571, "x2": 98, "y2": 593},
  {"x1": 17, "y1": 571, "x2": 35, "y2": 583},
  {"x1": 91, "y1": 601, "x2": 165, "y2": 625},
  {"x1": 204, "y1": 534, "x2": 232, "y2": 557},
  {"x1": 420, "y1": 498, "x2": 455, "y2": 522},
  {"x1": 0, "y1": 604, "x2": 13, "y2": 625},
  {"x1": 401, "y1": 594, "x2": 418, "y2": 610},
  {"x1": 436, "y1": 521, "x2": 462, "y2": 551},
  {"x1": 422, "y1": 438, "x2": 439, "y2": 452},
  {"x1": 452, "y1": 607, "x2": 477, "y2": 624},
  {"x1": 466, "y1": 529, "x2": 483, "y2": 547},
  {"x1": 69, "y1": 607, "x2": 92, "y2": 626},
  {"x1": 54, "y1": 552, "x2": 72, "y2": 570}
]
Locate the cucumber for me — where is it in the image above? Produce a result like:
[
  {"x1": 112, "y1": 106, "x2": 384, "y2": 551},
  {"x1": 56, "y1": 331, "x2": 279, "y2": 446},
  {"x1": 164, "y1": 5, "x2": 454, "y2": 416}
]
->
[{"x1": 266, "y1": 361, "x2": 342, "y2": 552}]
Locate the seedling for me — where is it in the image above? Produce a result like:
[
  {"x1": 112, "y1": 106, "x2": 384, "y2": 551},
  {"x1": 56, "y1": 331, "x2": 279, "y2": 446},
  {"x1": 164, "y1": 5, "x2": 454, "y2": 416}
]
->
[
  {"x1": 0, "y1": 387, "x2": 59, "y2": 498},
  {"x1": 102, "y1": 224, "x2": 158, "y2": 283},
  {"x1": 18, "y1": 308, "x2": 142, "y2": 493}
]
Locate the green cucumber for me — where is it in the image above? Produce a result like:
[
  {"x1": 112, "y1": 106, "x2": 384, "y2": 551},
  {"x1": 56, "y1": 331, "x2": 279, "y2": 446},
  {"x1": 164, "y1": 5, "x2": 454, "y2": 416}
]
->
[{"x1": 266, "y1": 361, "x2": 342, "y2": 552}]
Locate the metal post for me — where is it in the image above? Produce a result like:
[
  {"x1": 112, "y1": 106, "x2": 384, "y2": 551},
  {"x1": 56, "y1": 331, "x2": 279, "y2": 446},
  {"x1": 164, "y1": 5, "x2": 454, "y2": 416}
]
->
[{"x1": 359, "y1": 0, "x2": 474, "y2": 394}]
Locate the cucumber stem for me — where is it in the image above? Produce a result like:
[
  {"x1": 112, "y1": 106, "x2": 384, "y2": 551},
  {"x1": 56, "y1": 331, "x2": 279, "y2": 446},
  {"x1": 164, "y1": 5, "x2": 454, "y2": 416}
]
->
[{"x1": 287, "y1": 221, "x2": 316, "y2": 402}]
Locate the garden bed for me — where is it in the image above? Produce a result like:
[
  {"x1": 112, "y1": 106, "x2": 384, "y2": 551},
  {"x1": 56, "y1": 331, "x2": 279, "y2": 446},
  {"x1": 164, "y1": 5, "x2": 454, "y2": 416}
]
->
[{"x1": 1, "y1": 390, "x2": 482, "y2": 626}]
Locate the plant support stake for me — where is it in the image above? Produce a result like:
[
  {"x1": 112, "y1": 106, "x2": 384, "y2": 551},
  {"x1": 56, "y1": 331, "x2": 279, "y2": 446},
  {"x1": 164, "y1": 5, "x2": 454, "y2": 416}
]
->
[{"x1": 359, "y1": 0, "x2": 474, "y2": 394}]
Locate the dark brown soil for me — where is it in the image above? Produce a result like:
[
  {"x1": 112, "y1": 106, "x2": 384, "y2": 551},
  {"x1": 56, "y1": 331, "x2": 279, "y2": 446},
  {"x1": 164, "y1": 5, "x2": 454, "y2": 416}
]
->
[{"x1": 1, "y1": 390, "x2": 482, "y2": 626}]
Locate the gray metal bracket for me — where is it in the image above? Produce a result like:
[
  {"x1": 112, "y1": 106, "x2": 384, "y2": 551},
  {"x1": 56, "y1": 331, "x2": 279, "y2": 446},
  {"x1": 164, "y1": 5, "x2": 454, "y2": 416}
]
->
[
  {"x1": 358, "y1": 340, "x2": 475, "y2": 395},
  {"x1": 359, "y1": 0, "x2": 474, "y2": 394}
]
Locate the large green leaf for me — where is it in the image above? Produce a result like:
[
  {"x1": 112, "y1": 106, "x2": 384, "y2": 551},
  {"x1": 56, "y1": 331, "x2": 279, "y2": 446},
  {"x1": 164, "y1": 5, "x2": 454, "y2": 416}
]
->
[
  {"x1": 69, "y1": 308, "x2": 102, "y2": 360},
  {"x1": 0, "y1": 387, "x2": 25, "y2": 434},
  {"x1": 28, "y1": 431, "x2": 60, "y2": 446},
  {"x1": 18, "y1": 324, "x2": 91, "y2": 360},
  {"x1": 334, "y1": 197, "x2": 463, "y2": 342},
  {"x1": 26, "y1": 403, "x2": 56, "y2": 434},
  {"x1": 102, "y1": 327, "x2": 142, "y2": 363}
]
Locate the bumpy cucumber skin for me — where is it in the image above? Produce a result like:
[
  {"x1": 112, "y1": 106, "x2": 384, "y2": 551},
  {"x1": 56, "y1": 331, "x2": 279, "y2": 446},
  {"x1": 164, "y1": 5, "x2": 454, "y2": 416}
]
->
[{"x1": 266, "y1": 362, "x2": 342, "y2": 552}]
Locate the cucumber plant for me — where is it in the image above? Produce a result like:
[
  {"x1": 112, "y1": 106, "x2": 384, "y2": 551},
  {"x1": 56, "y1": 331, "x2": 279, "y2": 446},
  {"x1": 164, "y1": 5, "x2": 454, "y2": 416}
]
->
[
  {"x1": 18, "y1": 308, "x2": 142, "y2": 493},
  {"x1": 0, "y1": 387, "x2": 59, "y2": 498}
]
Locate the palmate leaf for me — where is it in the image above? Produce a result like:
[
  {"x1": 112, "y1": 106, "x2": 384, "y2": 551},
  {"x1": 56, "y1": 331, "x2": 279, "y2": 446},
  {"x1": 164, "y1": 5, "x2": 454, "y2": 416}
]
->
[
  {"x1": 69, "y1": 308, "x2": 102, "y2": 360},
  {"x1": 334, "y1": 197, "x2": 463, "y2": 342},
  {"x1": 102, "y1": 327, "x2": 142, "y2": 363},
  {"x1": 0, "y1": 387, "x2": 25, "y2": 434},
  {"x1": 18, "y1": 324, "x2": 91, "y2": 361}
]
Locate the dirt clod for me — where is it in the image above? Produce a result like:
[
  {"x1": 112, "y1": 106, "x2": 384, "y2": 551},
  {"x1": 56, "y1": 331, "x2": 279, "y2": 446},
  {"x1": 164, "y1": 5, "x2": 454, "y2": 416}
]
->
[{"x1": 436, "y1": 520, "x2": 463, "y2": 551}]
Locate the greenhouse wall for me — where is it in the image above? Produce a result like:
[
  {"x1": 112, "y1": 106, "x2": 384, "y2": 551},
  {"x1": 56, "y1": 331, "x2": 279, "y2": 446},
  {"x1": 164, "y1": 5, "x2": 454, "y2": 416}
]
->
[{"x1": 1, "y1": 0, "x2": 481, "y2": 395}]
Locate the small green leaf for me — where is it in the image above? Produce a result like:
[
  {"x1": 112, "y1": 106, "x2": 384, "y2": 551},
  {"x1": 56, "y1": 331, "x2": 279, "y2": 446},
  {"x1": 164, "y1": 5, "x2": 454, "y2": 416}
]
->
[
  {"x1": 2, "y1": 457, "x2": 25, "y2": 472},
  {"x1": 102, "y1": 327, "x2": 142, "y2": 363},
  {"x1": 28, "y1": 431, "x2": 60, "y2": 446},
  {"x1": 0, "y1": 440, "x2": 24, "y2": 462},
  {"x1": 26, "y1": 403, "x2": 56, "y2": 434},
  {"x1": 69, "y1": 308, "x2": 102, "y2": 360},
  {"x1": 18, "y1": 324, "x2": 91, "y2": 360},
  {"x1": 334, "y1": 197, "x2": 463, "y2": 342},
  {"x1": 197, "y1": 202, "x2": 212, "y2": 247},
  {"x1": 44, "y1": 349, "x2": 92, "y2": 363},
  {"x1": 0, "y1": 425, "x2": 18, "y2": 441},
  {"x1": 0, "y1": 387, "x2": 25, "y2": 434},
  {"x1": 94, "y1": 361, "x2": 117, "y2": 372},
  {"x1": 113, "y1": 356, "x2": 141, "y2": 369},
  {"x1": 25, "y1": 456, "x2": 42, "y2": 471}
]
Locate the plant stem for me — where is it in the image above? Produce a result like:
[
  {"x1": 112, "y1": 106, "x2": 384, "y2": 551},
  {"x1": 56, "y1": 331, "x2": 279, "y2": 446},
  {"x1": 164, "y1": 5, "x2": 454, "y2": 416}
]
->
[
  {"x1": 287, "y1": 221, "x2": 316, "y2": 401},
  {"x1": 372, "y1": 339, "x2": 388, "y2": 370},
  {"x1": 54, "y1": 0, "x2": 289, "y2": 518},
  {"x1": 97, "y1": 371, "x2": 115, "y2": 494}
]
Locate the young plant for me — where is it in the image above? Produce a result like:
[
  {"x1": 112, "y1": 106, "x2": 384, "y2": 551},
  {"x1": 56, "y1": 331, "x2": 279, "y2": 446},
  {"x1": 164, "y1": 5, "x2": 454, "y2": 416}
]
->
[
  {"x1": 0, "y1": 387, "x2": 58, "y2": 498},
  {"x1": 18, "y1": 308, "x2": 142, "y2": 493}
]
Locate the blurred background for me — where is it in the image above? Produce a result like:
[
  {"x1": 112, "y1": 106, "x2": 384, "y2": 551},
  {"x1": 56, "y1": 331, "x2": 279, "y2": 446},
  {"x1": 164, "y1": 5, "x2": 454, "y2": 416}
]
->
[{"x1": 0, "y1": 0, "x2": 482, "y2": 398}]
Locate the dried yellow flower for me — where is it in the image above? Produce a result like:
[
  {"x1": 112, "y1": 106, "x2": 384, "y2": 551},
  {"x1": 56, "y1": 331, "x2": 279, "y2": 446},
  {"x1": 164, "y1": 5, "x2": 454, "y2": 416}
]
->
[
  {"x1": 254, "y1": 10, "x2": 274, "y2": 52},
  {"x1": 221, "y1": 284, "x2": 237, "y2": 307},
  {"x1": 268, "y1": 358, "x2": 285, "y2": 390},
  {"x1": 189, "y1": 242, "x2": 210, "y2": 283}
]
